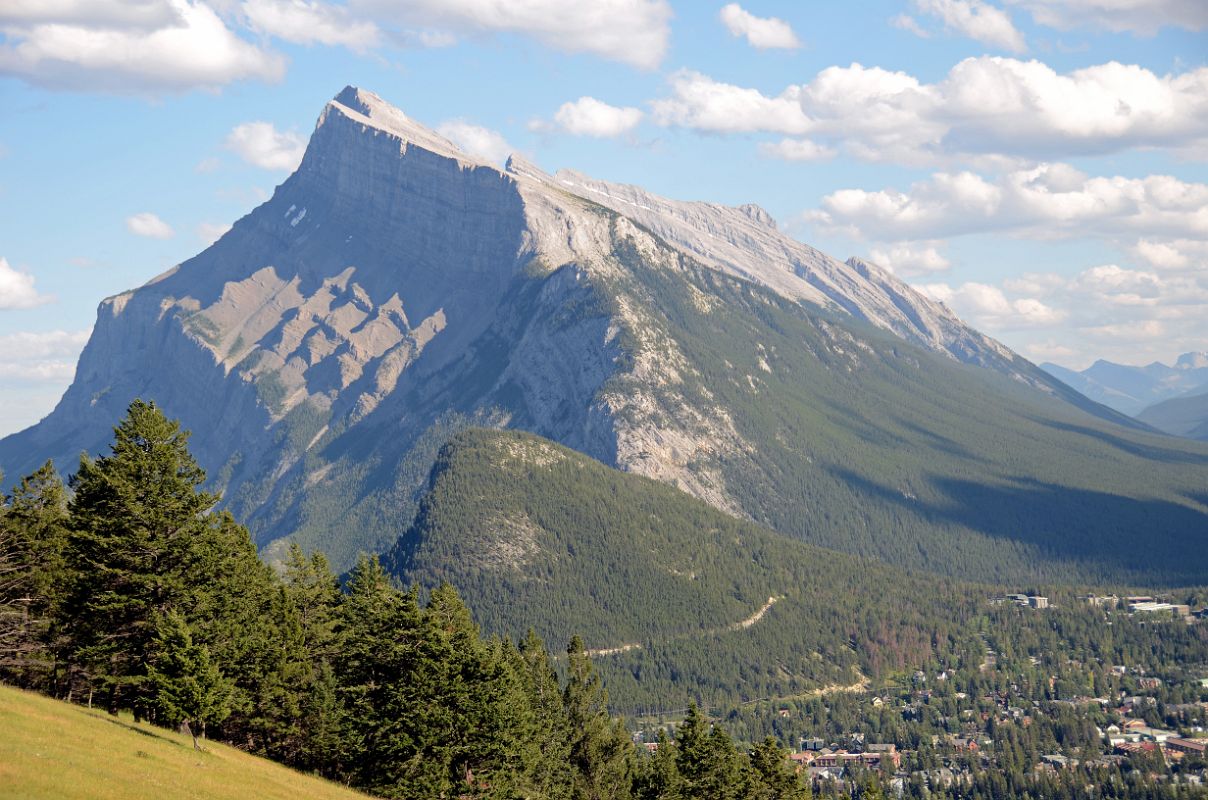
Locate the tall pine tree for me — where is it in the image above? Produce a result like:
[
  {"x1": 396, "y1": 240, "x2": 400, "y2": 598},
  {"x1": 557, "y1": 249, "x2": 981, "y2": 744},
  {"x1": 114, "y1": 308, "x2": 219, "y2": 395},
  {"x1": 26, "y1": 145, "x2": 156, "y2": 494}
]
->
[
  {"x1": 63, "y1": 399, "x2": 217, "y2": 717},
  {"x1": 565, "y1": 635, "x2": 634, "y2": 800},
  {"x1": 0, "y1": 461, "x2": 68, "y2": 685}
]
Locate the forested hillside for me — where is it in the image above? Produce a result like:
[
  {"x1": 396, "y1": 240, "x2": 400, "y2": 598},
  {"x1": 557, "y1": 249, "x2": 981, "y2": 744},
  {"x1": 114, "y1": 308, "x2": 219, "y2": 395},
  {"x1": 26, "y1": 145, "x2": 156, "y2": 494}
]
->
[
  {"x1": 4, "y1": 402, "x2": 1207, "y2": 800},
  {"x1": 385, "y1": 428, "x2": 983, "y2": 713},
  {"x1": 603, "y1": 247, "x2": 1208, "y2": 585}
]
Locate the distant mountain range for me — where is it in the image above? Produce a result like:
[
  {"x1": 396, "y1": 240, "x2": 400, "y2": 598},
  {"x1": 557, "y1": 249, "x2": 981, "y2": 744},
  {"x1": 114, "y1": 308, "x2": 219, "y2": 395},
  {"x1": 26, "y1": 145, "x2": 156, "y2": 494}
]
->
[
  {"x1": 2, "y1": 87, "x2": 1206, "y2": 589},
  {"x1": 1042, "y1": 353, "x2": 1208, "y2": 417},
  {"x1": 1138, "y1": 388, "x2": 1208, "y2": 442}
]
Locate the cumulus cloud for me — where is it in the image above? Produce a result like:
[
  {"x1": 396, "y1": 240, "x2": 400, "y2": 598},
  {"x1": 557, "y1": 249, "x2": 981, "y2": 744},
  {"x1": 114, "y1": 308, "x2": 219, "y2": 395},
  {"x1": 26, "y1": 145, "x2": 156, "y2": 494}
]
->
[
  {"x1": 551, "y1": 97, "x2": 643, "y2": 138},
  {"x1": 224, "y1": 121, "x2": 306, "y2": 171},
  {"x1": 1131, "y1": 238, "x2": 1208, "y2": 271},
  {"x1": 654, "y1": 58, "x2": 1208, "y2": 166},
  {"x1": 805, "y1": 164, "x2": 1208, "y2": 244},
  {"x1": 867, "y1": 242, "x2": 952, "y2": 276},
  {"x1": 0, "y1": 257, "x2": 52, "y2": 309},
  {"x1": 890, "y1": 13, "x2": 932, "y2": 37},
  {"x1": 0, "y1": 0, "x2": 285, "y2": 93},
  {"x1": 197, "y1": 221, "x2": 232, "y2": 244},
  {"x1": 918, "y1": 281, "x2": 1064, "y2": 329},
  {"x1": 351, "y1": 0, "x2": 672, "y2": 69},
  {"x1": 1006, "y1": 0, "x2": 1208, "y2": 35},
  {"x1": 918, "y1": 262, "x2": 1208, "y2": 364},
  {"x1": 126, "y1": 212, "x2": 175, "y2": 239},
  {"x1": 0, "y1": 329, "x2": 90, "y2": 381},
  {"x1": 719, "y1": 3, "x2": 801, "y2": 50},
  {"x1": 909, "y1": 0, "x2": 1026, "y2": 52},
  {"x1": 757, "y1": 138, "x2": 835, "y2": 161},
  {"x1": 242, "y1": 0, "x2": 381, "y2": 51},
  {"x1": 436, "y1": 120, "x2": 513, "y2": 165},
  {"x1": 652, "y1": 70, "x2": 811, "y2": 135}
]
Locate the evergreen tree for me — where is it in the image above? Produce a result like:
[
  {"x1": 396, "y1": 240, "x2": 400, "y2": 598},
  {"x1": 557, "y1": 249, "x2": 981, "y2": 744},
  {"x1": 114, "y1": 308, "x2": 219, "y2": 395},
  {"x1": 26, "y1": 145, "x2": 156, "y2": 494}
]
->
[
  {"x1": 63, "y1": 399, "x2": 217, "y2": 717},
  {"x1": 147, "y1": 610, "x2": 232, "y2": 749},
  {"x1": 634, "y1": 730, "x2": 681, "y2": 800},
  {"x1": 336, "y1": 554, "x2": 434, "y2": 797},
  {"x1": 747, "y1": 737, "x2": 810, "y2": 800},
  {"x1": 0, "y1": 461, "x2": 68, "y2": 684},
  {"x1": 281, "y1": 543, "x2": 344, "y2": 770},
  {"x1": 516, "y1": 629, "x2": 575, "y2": 799},
  {"x1": 565, "y1": 635, "x2": 634, "y2": 800}
]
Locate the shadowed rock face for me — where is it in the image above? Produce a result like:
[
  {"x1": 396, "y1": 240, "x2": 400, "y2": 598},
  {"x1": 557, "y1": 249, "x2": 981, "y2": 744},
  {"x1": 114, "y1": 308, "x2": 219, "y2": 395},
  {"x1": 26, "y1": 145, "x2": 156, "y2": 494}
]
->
[{"x1": 3, "y1": 86, "x2": 1197, "y2": 577}]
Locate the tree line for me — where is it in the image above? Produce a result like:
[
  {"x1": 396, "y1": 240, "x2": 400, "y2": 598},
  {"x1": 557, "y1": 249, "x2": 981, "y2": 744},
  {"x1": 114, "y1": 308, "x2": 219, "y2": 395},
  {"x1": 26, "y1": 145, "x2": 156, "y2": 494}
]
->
[{"x1": 0, "y1": 399, "x2": 813, "y2": 799}]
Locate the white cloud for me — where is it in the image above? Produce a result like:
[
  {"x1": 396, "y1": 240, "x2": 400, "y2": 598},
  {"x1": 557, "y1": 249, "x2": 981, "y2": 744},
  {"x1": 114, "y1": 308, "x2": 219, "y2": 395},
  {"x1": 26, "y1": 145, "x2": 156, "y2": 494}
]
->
[
  {"x1": 552, "y1": 97, "x2": 643, "y2": 138},
  {"x1": 242, "y1": 0, "x2": 381, "y2": 51},
  {"x1": 224, "y1": 121, "x2": 306, "y2": 171},
  {"x1": 890, "y1": 13, "x2": 931, "y2": 37},
  {"x1": 917, "y1": 263, "x2": 1208, "y2": 363},
  {"x1": 0, "y1": 329, "x2": 90, "y2": 381},
  {"x1": 1131, "y1": 238, "x2": 1208, "y2": 271},
  {"x1": 867, "y1": 242, "x2": 952, "y2": 276},
  {"x1": 912, "y1": 0, "x2": 1026, "y2": 52},
  {"x1": 436, "y1": 120, "x2": 513, "y2": 165},
  {"x1": 719, "y1": 3, "x2": 801, "y2": 50},
  {"x1": 0, "y1": 257, "x2": 52, "y2": 309},
  {"x1": 0, "y1": 1, "x2": 181, "y2": 29},
  {"x1": 126, "y1": 212, "x2": 175, "y2": 239},
  {"x1": 0, "y1": 0, "x2": 285, "y2": 93},
  {"x1": 806, "y1": 164, "x2": 1208, "y2": 244},
  {"x1": 757, "y1": 138, "x2": 835, "y2": 161},
  {"x1": 0, "y1": 328, "x2": 90, "y2": 435},
  {"x1": 1006, "y1": 0, "x2": 1208, "y2": 35},
  {"x1": 652, "y1": 70, "x2": 811, "y2": 135},
  {"x1": 653, "y1": 58, "x2": 1208, "y2": 166},
  {"x1": 1023, "y1": 340, "x2": 1076, "y2": 362},
  {"x1": 919, "y1": 280, "x2": 1065, "y2": 329},
  {"x1": 197, "y1": 221, "x2": 232, "y2": 244},
  {"x1": 351, "y1": 0, "x2": 672, "y2": 69}
]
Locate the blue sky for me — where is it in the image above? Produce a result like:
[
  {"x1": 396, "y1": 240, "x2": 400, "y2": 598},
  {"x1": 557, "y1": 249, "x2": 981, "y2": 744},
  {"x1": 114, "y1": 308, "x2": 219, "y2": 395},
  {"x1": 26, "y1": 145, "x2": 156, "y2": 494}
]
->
[{"x1": 1, "y1": 0, "x2": 1206, "y2": 436}]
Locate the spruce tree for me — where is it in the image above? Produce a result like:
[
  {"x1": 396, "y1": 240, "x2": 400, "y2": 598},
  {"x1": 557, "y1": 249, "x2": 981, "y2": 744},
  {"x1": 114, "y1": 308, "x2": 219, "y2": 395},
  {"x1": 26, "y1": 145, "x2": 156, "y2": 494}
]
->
[
  {"x1": 564, "y1": 635, "x2": 634, "y2": 800},
  {"x1": 634, "y1": 729, "x2": 681, "y2": 800},
  {"x1": 336, "y1": 554, "x2": 434, "y2": 797},
  {"x1": 516, "y1": 629, "x2": 575, "y2": 799},
  {"x1": 747, "y1": 737, "x2": 811, "y2": 800},
  {"x1": 63, "y1": 399, "x2": 217, "y2": 717},
  {"x1": 147, "y1": 609, "x2": 232, "y2": 749},
  {"x1": 0, "y1": 461, "x2": 68, "y2": 684}
]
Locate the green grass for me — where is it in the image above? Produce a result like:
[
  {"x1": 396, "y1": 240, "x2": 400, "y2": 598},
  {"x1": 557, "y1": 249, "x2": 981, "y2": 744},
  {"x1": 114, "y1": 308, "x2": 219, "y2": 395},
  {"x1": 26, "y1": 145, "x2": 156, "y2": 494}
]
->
[{"x1": 0, "y1": 684, "x2": 373, "y2": 800}]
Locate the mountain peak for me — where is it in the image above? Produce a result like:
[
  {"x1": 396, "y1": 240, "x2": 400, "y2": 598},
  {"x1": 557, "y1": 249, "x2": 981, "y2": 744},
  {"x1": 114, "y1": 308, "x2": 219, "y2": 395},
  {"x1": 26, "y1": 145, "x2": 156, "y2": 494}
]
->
[
  {"x1": 318, "y1": 85, "x2": 494, "y2": 171},
  {"x1": 1176, "y1": 351, "x2": 1208, "y2": 370}
]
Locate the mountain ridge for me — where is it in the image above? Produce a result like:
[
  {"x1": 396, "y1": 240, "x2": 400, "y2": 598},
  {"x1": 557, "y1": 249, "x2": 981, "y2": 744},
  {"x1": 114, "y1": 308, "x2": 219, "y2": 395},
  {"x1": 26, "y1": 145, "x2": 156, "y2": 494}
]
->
[
  {"x1": 2, "y1": 86, "x2": 1205, "y2": 585},
  {"x1": 1042, "y1": 352, "x2": 1208, "y2": 417}
]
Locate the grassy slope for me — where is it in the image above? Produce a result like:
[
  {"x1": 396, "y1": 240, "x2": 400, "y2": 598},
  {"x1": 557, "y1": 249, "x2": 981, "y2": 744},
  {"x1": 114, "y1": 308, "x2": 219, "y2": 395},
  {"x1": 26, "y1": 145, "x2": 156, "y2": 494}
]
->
[{"x1": 0, "y1": 684, "x2": 371, "y2": 800}]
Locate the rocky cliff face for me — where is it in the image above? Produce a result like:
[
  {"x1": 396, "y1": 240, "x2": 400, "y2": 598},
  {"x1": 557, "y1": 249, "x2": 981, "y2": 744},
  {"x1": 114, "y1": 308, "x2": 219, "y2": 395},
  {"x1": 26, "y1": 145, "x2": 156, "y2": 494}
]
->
[{"x1": 3, "y1": 86, "x2": 1197, "y2": 576}]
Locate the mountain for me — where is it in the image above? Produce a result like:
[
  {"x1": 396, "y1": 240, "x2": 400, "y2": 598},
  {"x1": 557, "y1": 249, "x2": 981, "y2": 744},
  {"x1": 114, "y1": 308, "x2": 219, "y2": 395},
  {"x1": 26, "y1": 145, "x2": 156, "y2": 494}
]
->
[
  {"x1": 1042, "y1": 352, "x2": 1208, "y2": 416},
  {"x1": 2, "y1": 87, "x2": 1206, "y2": 585},
  {"x1": 1138, "y1": 386, "x2": 1208, "y2": 441},
  {"x1": 383, "y1": 427, "x2": 983, "y2": 714}
]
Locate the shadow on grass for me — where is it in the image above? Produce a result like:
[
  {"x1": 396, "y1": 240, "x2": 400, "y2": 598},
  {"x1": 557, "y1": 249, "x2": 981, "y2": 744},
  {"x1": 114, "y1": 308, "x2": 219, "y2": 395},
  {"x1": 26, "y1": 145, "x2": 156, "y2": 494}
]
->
[{"x1": 94, "y1": 712, "x2": 186, "y2": 748}]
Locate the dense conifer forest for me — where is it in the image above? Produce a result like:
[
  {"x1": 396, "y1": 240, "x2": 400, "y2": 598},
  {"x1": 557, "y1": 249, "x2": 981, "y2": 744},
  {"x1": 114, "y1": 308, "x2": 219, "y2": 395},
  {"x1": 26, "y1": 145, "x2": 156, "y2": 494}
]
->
[{"x1": 3, "y1": 401, "x2": 1206, "y2": 799}]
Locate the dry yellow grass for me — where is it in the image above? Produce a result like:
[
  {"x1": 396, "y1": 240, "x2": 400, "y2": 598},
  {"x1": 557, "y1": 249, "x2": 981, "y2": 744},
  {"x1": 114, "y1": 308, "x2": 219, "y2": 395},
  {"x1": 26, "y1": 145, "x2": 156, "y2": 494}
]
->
[{"x1": 0, "y1": 684, "x2": 374, "y2": 800}]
